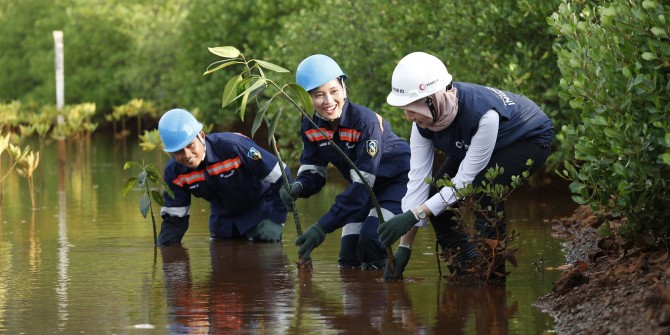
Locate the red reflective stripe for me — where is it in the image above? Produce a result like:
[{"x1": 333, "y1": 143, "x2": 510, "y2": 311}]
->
[
  {"x1": 339, "y1": 128, "x2": 361, "y2": 142},
  {"x1": 305, "y1": 128, "x2": 334, "y2": 142},
  {"x1": 207, "y1": 156, "x2": 242, "y2": 175},
  {"x1": 172, "y1": 170, "x2": 205, "y2": 187},
  {"x1": 171, "y1": 156, "x2": 242, "y2": 187}
]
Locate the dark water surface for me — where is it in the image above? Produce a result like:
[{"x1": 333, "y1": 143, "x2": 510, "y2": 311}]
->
[{"x1": 0, "y1": 136, "x2": 576, "y2": 334}]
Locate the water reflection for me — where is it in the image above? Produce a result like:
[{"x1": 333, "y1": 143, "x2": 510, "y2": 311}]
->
[
  {"x1": 57, "y1": 174, "x2": 70, "y2": 330},
  {"x1": 296, "y1": 269, "x2": 430, "y2": 334},
  {"x1": 434, "y1": 284, "x2": 517, "y2": 335},
  {"x1": 160, "y1": 241, "x2": 293, "y2": 334},
  {"x1": 0, "y1": 135, "x2": 573, "y2": 334}
]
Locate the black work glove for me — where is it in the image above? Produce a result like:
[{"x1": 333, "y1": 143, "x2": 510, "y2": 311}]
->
[
  {"x1": 384, "y1": 245, "x2": 412, "y2": 281},
  {"x1": 279, "y1": 182, "x2": 303, "y2": 210},
  {"x1": 255, "y1": 219, "x2": 284, "y2": 242},
  {"x1": 294, "y1": 223, "x2": 326, "y2": 260},
  {"x1": 377, "y1": 210, "x2": 419, "y2": 247}
]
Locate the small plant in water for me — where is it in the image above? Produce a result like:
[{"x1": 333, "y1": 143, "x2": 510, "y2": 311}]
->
[
  {"x1": 432, "y1": 160, "x2": 532, "y2": 284},
  {"x1": 122, "y1": 161, "x2": 174, "y2": 246}
]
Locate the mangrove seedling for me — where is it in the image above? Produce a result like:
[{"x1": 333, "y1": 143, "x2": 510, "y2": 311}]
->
[
  {"x1": 122, "y1": 161, "x2": 174, "y2": 246},
  {"x1": 431, "y1": 160, "x2": 533, "y2": 284}
]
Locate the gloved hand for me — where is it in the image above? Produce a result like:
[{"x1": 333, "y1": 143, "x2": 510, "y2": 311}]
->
[
  {"x1": 384, "y1": 245, "x2": 412, "y2": 281},
  {"x1": 294, "y1": 223, "x2": 326, "y2": 260},
  {"x1": 377, "y1": 210, "x2": 419, "y2": 247},
  {"x1": 279, "y1": 182, "x2": 303, "y2": 209},
  {"x1": 255, "y1": 219, "x2": 284, "y2": 242}
]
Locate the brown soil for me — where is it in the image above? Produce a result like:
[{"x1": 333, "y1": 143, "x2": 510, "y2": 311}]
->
[{"x1": 534, "y1": 205, "x2": 670, "y2": 335}]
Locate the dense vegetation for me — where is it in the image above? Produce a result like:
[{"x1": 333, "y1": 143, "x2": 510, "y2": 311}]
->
[
  {"x1": 0, "y1": 0, "x2": 668, "y2": 244},
  {"x1": 550, "y1": 0, "x2": 670, "y2": 244}
]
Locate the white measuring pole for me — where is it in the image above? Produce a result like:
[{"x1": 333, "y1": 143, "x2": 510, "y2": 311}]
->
[{"x1": 53, "y1": 31, "x2": 64, "y2": 112}]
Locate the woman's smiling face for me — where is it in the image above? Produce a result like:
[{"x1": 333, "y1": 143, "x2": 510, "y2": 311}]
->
[{"x1": 310, "y1": 79, "x2": 346, "y2": 121}]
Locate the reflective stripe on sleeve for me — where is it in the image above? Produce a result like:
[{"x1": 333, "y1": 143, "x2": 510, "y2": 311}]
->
[
  {"x1": 263, "y1": 162, "x2": 283, "y2": 184},
  {"x1": 160, "y1": 206, "x2": 190, "y2": 218},
  {"x1": 341, "y1": 222, "x2": 362, "y2": 237},
  {"x1": 298, "y1": 164, "x2": 327, "y2": 178},
  {"x1": 350, "y1": 169, "x2": 376, "y2": 186},
  {"x1": 367, "y1": 207, "x2": 395, "y2": 221}
]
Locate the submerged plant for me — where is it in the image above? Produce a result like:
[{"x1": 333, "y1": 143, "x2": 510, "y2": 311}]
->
[
  {"x1": 14, "y1": 147, "x2": 39, "y2": 209},
  {"x1": 122, "y1": 161, "x2": 174, "y2": 246},
  {"x1": 431, "y1": 160, "x2": 532, "y2": 283}
]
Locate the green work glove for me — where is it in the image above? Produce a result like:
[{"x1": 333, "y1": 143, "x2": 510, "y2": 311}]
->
[
  {"x1": 255, "y1": 219, "x2": 284, "y2": 242},
  {"x1": 384, "y1": 245, "x2": 412, "y2": 281},
  {"x1": 377, "y1": 210, "x2": 419, "y2": 247},
  {"x1": 279, "y1": 182, "x2": 303, "y2": 209},
  {"x1": 294, "y1": 223, "x2": 326, "y2": 260}
]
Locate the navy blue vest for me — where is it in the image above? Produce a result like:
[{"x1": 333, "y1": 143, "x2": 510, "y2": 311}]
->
[{"x1": 418, "y1": 82, "x2": 553, "y2": 162}]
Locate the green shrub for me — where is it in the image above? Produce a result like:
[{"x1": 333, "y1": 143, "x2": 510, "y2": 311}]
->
[{"x1": 550, "y1": 0, "x2": 670, "y2": 243}]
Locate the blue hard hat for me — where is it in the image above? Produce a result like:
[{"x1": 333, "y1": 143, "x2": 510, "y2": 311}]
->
[
  {"x1": 296, "y1": 54, "x2": 348, "y2": 92},
  {"x1": 158, "y1": 109, "x2": 203, "y2": 152}
]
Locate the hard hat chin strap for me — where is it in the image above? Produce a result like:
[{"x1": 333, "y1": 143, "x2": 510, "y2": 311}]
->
[
  {"x1": 425, "y1": 97, "x2": 437, "y2": 122},
  {"x1": 198, "y1": 133, "x2": 206, "y2": 160},
  {"x1": 425, "y1": 83, "x2": 454, "y2": 122}
]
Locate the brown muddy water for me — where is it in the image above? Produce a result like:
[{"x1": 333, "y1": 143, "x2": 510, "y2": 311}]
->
[{"x1": 0, "y1": 135, "x2": 576, "y2": 334}]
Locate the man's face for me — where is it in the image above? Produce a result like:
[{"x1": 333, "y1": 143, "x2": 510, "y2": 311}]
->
[{"x1": 171, "y1": 132, "x2": 205, "y2": 168}]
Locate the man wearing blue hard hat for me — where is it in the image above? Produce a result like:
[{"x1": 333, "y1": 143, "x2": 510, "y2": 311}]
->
[{"x1": 157, "y1": 108, "x2": 290, "y2": 245}]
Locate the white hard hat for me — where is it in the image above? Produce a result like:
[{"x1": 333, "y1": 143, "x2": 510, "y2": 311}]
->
[{"x1": 387, "y1": 52, "x2": 452, "y2": 107}]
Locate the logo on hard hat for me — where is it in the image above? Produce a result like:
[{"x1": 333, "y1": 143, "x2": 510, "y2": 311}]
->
[{"x1": 419, "y1": 84, "x2": 426, "y2": 90}]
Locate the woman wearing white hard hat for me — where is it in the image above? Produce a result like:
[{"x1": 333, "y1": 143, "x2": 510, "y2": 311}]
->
[{"x1": 378, "y1": 52, "x2": 554, "y2": 280}]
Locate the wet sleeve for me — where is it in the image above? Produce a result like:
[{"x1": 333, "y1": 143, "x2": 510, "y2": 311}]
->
[{"x1": 425, "y1": 110, "x2": 498, "y2": 215}]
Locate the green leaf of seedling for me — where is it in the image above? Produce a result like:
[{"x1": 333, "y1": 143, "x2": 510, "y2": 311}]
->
[
  {"x1": 254, "y1": 59, "x2": 290, "y2": 73},
  {"x1": 222, "y1": 74, "x2": 243, "y2": 107},
  {"x1": 145, "y1": 164, "x2": 161, "y2": 182},
  {"x1": 137, "y1": 171, "x2": 147, "y2": 187},
  {"x1": 151, "y1": 190, "x2": 165, "y2": 207},
  {"x1": 140, "y1": 192, "x2": 151, "y2": 218},
  {"x1": 203, "y1": 60, "x2": 244, "y2": 75},
  {"x1": 238, "y1": 78, "x2": 267, "y2": 121},
  {"x1": 572, "y1": 195, "x2": 586, "y2": 204},
  {"x1": 238, "y1": 78, "x2": 267, "y2": 100},
  {"x1": 124, "y1": 161, "x2": 143, "y2": 170},
  {"x1": 268, "y1": 107, "x2": 283, "y2": 144},
  {"x1": 251, "y1": 97, "x2": 273, "y2": 138},
  {"x1": 285, "y1": 83, "x2": 313, "y2": 116},
  {"x1": 208, "y1": 46, "x2": 241, "y2": 58},
  {"x1": 122, "y1": 178, "x2": 138, "y2": 196}
]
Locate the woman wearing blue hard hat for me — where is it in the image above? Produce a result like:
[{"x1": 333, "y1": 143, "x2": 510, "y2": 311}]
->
[
  {"x1": 378, "y1": 52, "x2": 554, "y2": 280},
  {"x1": 157, "y1": 108, "x2": 291, "y2": 245},
  {"x1": 281, "y1": 54, "x2": 413, "y2": 277}
]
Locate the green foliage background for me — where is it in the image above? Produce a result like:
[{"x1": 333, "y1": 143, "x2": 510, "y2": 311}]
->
[
  {"x1": 550, "y1": 0, "x2": 670, "y2": 243},
  {"x1": 1, "y1": 0, "x2": 668, "y2": 242},
  {"x1": 0, "y1": 0, "x2": 566, "y2": 160}
]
